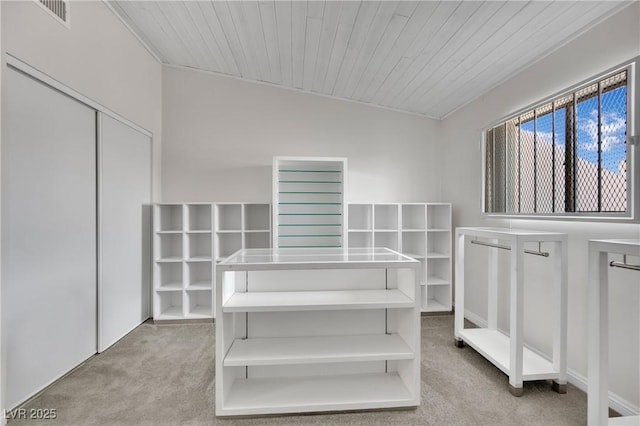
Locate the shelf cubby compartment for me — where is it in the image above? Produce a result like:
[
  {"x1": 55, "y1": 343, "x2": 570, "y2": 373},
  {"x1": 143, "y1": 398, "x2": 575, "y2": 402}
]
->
[
  {"x1": 245, "y1": 231, "x2": 270, "y2": 249},
  {"x1": 401, "y1": 204, "x2": 426, "y2": 230},
  {"x1": 157, "y1": 233, "x2": 183, "y2": 261},
  {"x1": 401, "y1": 232, "x2": 426, "y2": 258},
  {"x1": 187, "y1": 204, "x2": 212, "y2": 231},
  {"x1": 157, "y1": 204, "x2": 183, "y2": 232},
  {"x1": 374, "y1": 204, "x2": 399, "y2": 230},
  {"x1": 156, "y1": 262, "x2": 183, "y2": 291},
  {"x1": 423, "y1": 284, "x2": 452, "y2": 312},
  {"x1": 348, "y1": 231, "x2": 373, "y2": 248},
  {"x1": 426, "y1": 204, "x2": 451, "y2": 230},
  {"x1": 216, "y1": 232, "x2": 242, "y2": 259},
  {"x1": 157, "y1": 291, "x2": 184, "y2": 319},
  {"x1": 374, "y1": 231, "x2": 399, "y2": 251},
  {"x1": 244, "y1": 204, "x2": 270, "y2": 231},
  {"x1": 348, "y1": 204, "x2": 373, "y2": 230},
  {"x1": 187, "y1": 232, "x2": 212, "y2": 260},
  {"x1": 186, "y1": 261, "x2": 212, "y2": 290},
  {"x1": 426, "y1": 258, "x2": 450, "y2": 285},
  {"x1": 426, "y1": 232, "x2": 450, "y2": 258},
  {"x1": 186, "y1": 289, "x2": 212, "y2": 318},
  {"x1": 216, "y1": 204, "x2": 242, "y2": 231}
]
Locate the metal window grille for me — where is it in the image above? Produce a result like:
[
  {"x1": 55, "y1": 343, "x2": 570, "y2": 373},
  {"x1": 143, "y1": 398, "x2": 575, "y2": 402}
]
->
[{"x1": 485, "y1": 70, "x2": 628, "y2": 214}]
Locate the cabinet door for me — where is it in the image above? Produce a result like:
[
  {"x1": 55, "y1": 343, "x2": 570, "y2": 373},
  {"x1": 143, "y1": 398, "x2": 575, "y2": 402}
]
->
[
  {"x1": 98, "y1": 113, "x2": 152, "y2": 352},
  {"x1": 3, "y1": 68, "x2": 97, "y2": 409}
]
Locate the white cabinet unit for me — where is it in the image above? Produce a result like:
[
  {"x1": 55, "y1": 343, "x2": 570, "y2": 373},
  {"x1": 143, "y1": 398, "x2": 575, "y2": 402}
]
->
[
  {"x1": 454, "y1": 227, "x2": 568, "y2": 396},
  {"x1": 215, "y1": 248, "x2": 420, "y2": 416},
  {"x1": 588, "y1": 239, "x2": 640, "y2": 426},
  {"x1": 273, "y1": 157, "x2": 347, "y2": 249},
  {"x1": 347, "y1": 203, "x2": 452, "y2": 312},
  {"x1": 154, "y1": 203, "x2": 214, "y2": 320}
]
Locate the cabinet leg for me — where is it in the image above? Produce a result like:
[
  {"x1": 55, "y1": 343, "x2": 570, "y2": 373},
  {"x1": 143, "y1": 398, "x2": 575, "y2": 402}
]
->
[
  {"x1": 552, "y1": 381, "x2": 567, "y2": 394},
  {"x1": 455, "y1": 338, "x2": 464, "y2": 348},
  {"x1": 509, "y1": 384, "x2": 524, "y2": 397}
]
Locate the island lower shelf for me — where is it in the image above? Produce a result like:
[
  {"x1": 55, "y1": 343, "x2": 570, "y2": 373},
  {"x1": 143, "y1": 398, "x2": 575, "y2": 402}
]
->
[
  {"x1": 220, "y1": 372, "x2": 416, "y2": 416},
  {"x1": 223, "y1": 289, "x2": 414, "y2": 312},
  {"x1": 224, "y1": 334, "x2": 414, "y2": 366}
]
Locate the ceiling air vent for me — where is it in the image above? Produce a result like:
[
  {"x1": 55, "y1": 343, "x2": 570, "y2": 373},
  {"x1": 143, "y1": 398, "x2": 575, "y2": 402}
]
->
[{"x1": 38, "y1": 0, "x2": 69, "y2": 26}]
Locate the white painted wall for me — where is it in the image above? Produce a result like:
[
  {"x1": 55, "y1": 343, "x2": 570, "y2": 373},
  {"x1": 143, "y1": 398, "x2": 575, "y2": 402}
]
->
[
  {"x1": 441, "y1": 3, "x2": 640, "y2": 413},
  {"x1": 0, "y1": 0, "x2": 162, "y2": 199},
  {"x1": 161, "y1": 66, "x2": 441, "y2": 203},
  {"x1": 0, "y1": 0, "x2": 161, "y2": 415}
]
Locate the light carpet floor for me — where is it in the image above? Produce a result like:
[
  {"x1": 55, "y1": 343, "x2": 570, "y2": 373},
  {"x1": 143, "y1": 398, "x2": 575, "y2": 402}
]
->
[{"x1": 9, "y1": 315, "x2": 586, "y2": 425}]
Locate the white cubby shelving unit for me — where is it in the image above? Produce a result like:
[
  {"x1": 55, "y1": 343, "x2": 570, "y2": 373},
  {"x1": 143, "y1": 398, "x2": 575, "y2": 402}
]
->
[
  {"x1": 215, "y1": 247, "x2": 421, "y2": 416},
  {"x1": 588, "y1": 239, "x2": 640, "y2": 426},
  {"x1": 154, "y1": 203, "x2": 214, "y2": 320},
  {"x1": 214, "y1": 202, "x2": 272, "y2": 262},
  {"x1": 214, "y1": 203, "x2": 272, "y2": 318},
  {"x1": 273, "y1": 157, "x2": 347, "y2": 249},
  {"x1": 454, "y1": 227, "x2": 568, "y2": 397},
  {"x1": 154, "y1": 202, "x2": 271, "y2": 321},
  {"x1": 347, "y1": 203, "x2": 452, "y2": 313}
]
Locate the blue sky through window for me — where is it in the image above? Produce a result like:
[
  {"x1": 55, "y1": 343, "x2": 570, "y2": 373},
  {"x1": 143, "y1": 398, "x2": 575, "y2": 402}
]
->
[{"x1": 518, "y1": 86, "x2": 626, "y2": 175}]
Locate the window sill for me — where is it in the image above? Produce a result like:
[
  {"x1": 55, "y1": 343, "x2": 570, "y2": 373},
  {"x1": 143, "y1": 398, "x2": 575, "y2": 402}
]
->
[{"x1": 485, "y1": 213, "x2": 638, "y2": 224}]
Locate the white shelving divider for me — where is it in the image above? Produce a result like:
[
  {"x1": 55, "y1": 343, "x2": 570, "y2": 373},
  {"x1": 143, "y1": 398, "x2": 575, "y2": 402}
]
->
[
  {"x1": 215, "y1": 247, "x2": 421, "y2": 416},
  {"x1": 273, "y1": 157, "x2": 347, "y2": 249},
  {"x1": 347, "y1": 203, "x2": 452, "y2": 313},
  {"x1": 454, "y1": 227, "x2": 568, "y2": 396},
  {"x1": 153, "y1": 203, "x2": 214, "y2": 320}
]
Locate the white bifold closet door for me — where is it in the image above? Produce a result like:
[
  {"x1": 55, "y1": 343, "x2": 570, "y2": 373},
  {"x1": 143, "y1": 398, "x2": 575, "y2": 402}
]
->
[
  {"x1": 98, "y1": 113, "x2": 151, "y2": 352},
  {"x1": 3, "y1": 68, "x2": 97, "y2": 409}
]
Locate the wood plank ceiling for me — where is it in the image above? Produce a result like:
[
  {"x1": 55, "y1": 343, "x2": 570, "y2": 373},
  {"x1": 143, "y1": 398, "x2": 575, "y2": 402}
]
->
[{"x1": 110, "y1": 1, "x2": 630, "y2": 119}]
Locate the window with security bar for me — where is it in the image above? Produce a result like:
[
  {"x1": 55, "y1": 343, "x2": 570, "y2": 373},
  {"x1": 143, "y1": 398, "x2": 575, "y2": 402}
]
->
[{"x1": 484, "y1": 67, "x2": 634, "y2": 217}]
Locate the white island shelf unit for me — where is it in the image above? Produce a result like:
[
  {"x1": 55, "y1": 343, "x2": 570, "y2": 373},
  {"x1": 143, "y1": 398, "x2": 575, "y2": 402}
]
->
[
  {"x1": 215, "y1": 247, "x2": 420, "y2": 416},
  {"x1": 347, "y1": 203, "x2": 452, "y2": 313},
  {"x1": 588, "y1": 239, "x2": 640, "y2": 426},
  {"x1": 454, "y1": 227, "x2": 568, "y2": 396}
]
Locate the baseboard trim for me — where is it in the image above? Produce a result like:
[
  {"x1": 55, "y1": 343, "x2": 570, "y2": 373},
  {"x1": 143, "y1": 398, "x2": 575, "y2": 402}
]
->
[{"x1": 462, "y1": 309, "x2": 639, "y2": 416}]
